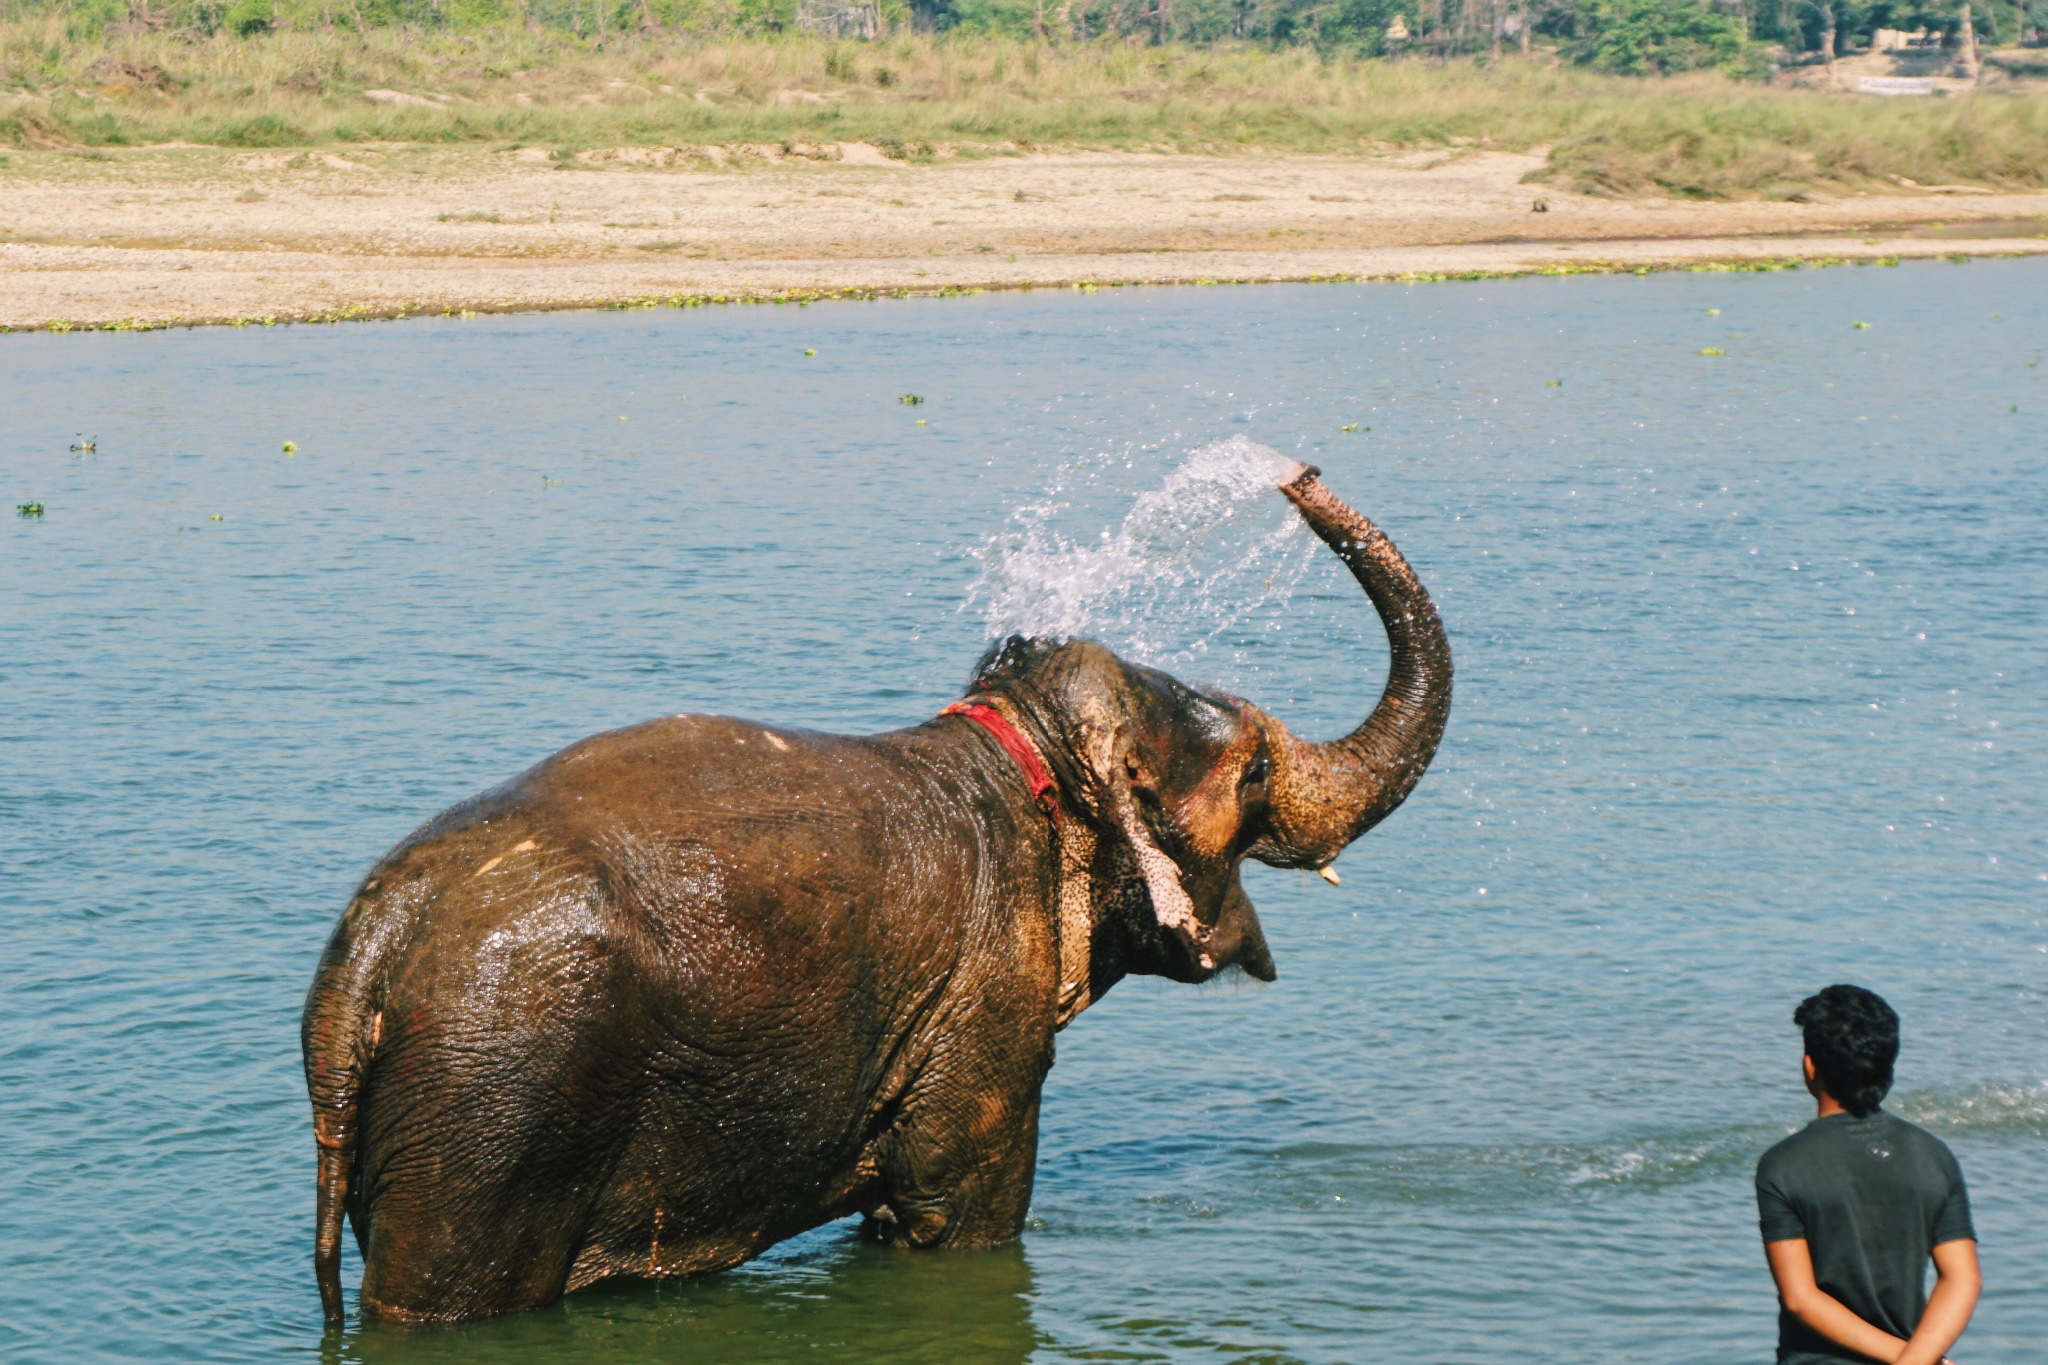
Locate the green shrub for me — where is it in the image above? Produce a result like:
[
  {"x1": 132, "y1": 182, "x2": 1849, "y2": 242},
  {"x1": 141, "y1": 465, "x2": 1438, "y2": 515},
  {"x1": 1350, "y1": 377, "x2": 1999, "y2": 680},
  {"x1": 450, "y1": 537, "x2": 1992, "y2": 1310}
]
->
[
  {"x1": 215, "y1": 112, "x2": 304, "y2": 145},
  {"x1": 65, "y1": 108, "x2": 135, "y2": 144},
  {"x1": 734, "y1": 0, "x2": 796, "y2": 33},
  {"x1": 225, "y1": 0, "x2": 274, "y2": 34}
]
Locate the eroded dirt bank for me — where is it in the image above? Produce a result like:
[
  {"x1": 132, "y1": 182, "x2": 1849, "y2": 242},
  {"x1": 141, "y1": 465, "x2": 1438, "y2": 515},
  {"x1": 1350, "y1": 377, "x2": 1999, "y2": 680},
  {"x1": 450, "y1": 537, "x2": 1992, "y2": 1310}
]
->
[{"x1": 5, "y1": 144, "x2": 2046, "y2": 329}]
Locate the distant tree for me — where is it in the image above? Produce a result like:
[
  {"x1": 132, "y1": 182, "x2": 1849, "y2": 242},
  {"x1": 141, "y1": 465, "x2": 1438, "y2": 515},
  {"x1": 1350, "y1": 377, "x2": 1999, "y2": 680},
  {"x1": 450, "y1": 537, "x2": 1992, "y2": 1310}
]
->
[
  {"x1": 1568, "y1": 0, "x2": 1744, "y2": 70},
  {"x1": 1300, "y1": 0, "x2": 1409, "y2": 49}
]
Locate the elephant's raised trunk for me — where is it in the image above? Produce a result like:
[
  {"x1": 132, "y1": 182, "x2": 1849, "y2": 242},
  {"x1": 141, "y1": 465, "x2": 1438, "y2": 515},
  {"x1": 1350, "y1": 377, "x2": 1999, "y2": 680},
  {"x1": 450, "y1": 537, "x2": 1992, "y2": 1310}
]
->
[{"x1": 1254, "y1": 466, "x2": 1452, "y2": 870}]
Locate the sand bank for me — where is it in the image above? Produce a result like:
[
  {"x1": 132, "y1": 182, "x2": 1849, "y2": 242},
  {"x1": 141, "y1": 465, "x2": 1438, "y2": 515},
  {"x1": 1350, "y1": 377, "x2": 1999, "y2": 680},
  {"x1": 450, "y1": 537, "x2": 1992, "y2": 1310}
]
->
[{"x1": 4, "y1": 144, "x2": 2046, "y2": 330}]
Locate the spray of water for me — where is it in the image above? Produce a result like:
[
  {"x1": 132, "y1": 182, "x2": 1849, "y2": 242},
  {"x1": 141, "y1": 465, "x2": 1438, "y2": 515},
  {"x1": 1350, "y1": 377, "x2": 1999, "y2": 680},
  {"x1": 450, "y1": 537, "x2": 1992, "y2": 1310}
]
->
[
  {"x1": 1895, "y1": 1082, "x2": 2048, "y2": 1137},
  {"x1": 969, "y1": 437, "x2": 1325, "y2": 689}
]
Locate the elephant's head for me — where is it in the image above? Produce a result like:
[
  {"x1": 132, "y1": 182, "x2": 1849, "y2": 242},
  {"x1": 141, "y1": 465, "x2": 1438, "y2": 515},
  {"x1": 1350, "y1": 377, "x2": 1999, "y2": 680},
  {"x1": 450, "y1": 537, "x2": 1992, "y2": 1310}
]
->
[{"x1": 965, "y1": 465, "x2": 1452, "y2": 1016}]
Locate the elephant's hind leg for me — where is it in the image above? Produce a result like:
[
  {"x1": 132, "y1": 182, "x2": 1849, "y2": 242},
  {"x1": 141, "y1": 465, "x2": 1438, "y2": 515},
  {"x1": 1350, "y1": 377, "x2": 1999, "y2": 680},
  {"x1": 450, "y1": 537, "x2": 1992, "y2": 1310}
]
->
[
  {"x1": 358, "y1": 1166, "x2": 596, "y2": 1322},
  {"x1": 354, "y1": 1051, "x2": 621, "y2": 1320}
]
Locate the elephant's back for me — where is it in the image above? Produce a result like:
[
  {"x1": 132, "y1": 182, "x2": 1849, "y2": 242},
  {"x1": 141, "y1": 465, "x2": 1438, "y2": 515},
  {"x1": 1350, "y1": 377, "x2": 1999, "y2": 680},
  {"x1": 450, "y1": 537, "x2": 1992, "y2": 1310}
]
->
[{"x1": 359, "y1": 710, "x2": 927, "y2": 951}]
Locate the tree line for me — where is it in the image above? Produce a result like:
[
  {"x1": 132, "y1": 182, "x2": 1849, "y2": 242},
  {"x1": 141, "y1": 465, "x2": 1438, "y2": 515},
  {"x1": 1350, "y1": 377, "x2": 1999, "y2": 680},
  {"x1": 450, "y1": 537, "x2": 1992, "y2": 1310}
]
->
[{"x1": 18, "y1": 0, "x2": 2046, "y2": 74}]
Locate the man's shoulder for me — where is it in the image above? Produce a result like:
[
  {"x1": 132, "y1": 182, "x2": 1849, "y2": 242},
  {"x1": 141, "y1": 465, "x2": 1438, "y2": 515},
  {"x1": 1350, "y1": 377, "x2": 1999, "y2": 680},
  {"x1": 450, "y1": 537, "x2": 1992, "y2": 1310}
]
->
[
  {"x1": 1756, "y1": 1121, "x2": 1823, "y2": 1184},
  {"x1": 1872, "y1": 1110, "x2": 1962, "y2": 1169}
]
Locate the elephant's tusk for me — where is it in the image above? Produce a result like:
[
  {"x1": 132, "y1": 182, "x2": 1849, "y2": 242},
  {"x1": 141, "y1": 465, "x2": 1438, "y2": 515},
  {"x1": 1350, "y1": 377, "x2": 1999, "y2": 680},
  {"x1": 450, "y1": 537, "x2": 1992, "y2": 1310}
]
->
[{"x1": 1317, "y1": 866, "x2": 1342, "y2": 886}]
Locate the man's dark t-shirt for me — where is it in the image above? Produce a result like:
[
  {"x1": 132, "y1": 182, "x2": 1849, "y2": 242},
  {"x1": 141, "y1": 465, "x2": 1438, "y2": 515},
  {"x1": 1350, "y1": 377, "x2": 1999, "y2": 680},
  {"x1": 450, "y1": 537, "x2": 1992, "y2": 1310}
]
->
[{"x1": 1756, "y1": 1110, "x2": 1975, "y2": 1364}]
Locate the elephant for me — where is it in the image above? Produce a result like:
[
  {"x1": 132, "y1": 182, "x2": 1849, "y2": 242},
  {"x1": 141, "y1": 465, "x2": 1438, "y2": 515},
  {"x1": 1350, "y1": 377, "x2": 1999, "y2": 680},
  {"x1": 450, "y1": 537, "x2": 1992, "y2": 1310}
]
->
[{"x1": 301, "y1": 462, "x2": 1452, "y2": 1325}]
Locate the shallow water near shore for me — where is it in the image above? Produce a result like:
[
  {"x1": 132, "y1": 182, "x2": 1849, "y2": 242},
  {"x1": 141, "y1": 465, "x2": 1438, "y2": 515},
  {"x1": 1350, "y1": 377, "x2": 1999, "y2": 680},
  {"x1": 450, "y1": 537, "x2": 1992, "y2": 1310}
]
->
[{"x1": 3, "y1": 262, "x2": 2045, "y2": 1363}]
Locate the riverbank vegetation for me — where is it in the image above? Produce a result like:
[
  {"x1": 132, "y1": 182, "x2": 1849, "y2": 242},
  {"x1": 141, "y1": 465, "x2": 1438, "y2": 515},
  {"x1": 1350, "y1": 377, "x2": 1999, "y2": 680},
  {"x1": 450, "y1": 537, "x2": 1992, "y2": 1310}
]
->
[
  {"x1": 3, "y1": 15, "x2": 2047, "y2": 197},
  {"x1": 13, "y1": 0, "x2": 2048, "y2": 66}
]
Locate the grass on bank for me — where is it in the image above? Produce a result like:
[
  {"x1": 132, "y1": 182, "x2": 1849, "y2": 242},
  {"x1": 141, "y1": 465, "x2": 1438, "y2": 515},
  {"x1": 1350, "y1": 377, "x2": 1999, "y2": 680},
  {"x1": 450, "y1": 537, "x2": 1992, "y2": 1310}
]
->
[{"x1": 4, "y1": 22, "x2": 2048, "y2": 197}]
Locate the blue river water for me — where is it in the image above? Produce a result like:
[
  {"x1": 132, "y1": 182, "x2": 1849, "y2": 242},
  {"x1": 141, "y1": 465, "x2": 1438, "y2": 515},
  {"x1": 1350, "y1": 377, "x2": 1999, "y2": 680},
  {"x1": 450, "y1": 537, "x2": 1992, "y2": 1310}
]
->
[{"x1": 2, "y1": 261, "x2": 2043, "y2": 1364}]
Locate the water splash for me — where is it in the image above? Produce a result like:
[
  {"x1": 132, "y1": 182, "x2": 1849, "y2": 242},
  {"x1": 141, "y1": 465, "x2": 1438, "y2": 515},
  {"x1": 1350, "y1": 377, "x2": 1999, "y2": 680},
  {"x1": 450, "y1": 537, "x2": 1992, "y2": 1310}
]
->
[
  {"x1": 1895, "y1": 1082, "x2": 2048, "y2": 1138},
  {"x1": 1247, "y1": 1129, "x2": 1768, "y2": 1207},
  {"x1": 969, "y1": 437, "x2": 1322, "y2": 687}
]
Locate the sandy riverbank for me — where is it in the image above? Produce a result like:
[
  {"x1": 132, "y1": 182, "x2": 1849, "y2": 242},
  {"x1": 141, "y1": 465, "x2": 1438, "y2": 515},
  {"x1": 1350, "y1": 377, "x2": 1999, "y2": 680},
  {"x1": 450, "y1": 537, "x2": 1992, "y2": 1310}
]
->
[{"x1": 5, "y1": 143, "x2": 2047, "y2": 330}]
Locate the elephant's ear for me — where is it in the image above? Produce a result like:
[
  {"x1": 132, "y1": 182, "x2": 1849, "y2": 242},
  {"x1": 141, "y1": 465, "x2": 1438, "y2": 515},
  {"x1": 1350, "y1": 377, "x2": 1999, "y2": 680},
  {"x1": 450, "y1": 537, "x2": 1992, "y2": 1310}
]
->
[
  {"x1": 1085, "y1": 722, "x2": 1215, "y2": 972},
  {"x1": 1053, "y1": 820, "x2": 1097, "y2": 1026}
]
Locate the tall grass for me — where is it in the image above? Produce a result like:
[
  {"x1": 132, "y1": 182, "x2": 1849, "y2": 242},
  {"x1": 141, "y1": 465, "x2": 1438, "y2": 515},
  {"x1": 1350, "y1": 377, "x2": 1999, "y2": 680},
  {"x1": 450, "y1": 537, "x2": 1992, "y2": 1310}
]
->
[
  {"x1": 1540, "y1": 84, "x2": 2048, "y2": 196},
  {"x1": 4, "y1": 20, "x2": 2046, "y2": 197}
]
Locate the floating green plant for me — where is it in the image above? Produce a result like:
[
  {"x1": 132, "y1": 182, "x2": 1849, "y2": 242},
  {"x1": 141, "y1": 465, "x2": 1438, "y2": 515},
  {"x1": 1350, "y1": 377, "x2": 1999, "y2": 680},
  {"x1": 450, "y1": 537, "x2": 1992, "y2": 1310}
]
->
[
  {"x1": 900, "y1": 394, "x2": 924, "y2": 405},
  {"x1": 1853, "y1": 322, "x2": 1870, "y2": 330},
  {"x1": 70, "y1": 435, "x2": 96, "y2": 453},
  {"x1": 1699, "y1": 347, "x2": 1725, "y2": 357},
  {"x1": 1340, "y1": 423, "x2": 1361, "y2": 432},
  {"x1": 804, "y1": 349, "x2": 816, "y2": 356},
  {"x1": 1546, "y1": 380, "x2": 1562, "y2": 387},
  {"x1": 1706, "y1": 308, "x2": 1720, "y2": 316},
  {"x1": 282, "y1": 440, "x2": 298, "y2": 454},
  {"x1": 17, "y1": 501, "x2": 45, "y2": 518}
]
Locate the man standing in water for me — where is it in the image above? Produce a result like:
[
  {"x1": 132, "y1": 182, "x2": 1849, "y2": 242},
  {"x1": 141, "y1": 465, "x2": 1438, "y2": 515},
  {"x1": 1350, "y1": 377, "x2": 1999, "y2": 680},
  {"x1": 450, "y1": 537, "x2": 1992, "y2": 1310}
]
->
[{"x1": 1757, "y1": 985, "x2": 1980, "y2": 1365}]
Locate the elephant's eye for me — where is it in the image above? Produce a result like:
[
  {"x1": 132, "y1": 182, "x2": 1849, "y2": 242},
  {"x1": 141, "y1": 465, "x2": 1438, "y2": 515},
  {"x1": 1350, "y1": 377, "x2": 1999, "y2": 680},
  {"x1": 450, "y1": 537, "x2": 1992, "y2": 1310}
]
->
[{"x1": 1241, "y1": 754, "x2": 1268, "y2": 788}]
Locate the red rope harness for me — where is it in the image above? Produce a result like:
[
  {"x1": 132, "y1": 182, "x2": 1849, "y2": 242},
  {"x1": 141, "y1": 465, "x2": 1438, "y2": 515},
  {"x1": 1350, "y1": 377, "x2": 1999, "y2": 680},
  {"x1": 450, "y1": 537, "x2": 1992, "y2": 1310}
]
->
[{"x1": 939, "y1": 700, "x2": 1061, "y2": 826}]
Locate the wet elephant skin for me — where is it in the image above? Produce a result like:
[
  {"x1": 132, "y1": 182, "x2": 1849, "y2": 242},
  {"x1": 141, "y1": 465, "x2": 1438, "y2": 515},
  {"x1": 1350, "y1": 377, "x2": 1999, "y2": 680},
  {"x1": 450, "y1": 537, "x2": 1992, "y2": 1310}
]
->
[{"x1": 301, "y1": 469, "x2": 1452, "y2": 1324}]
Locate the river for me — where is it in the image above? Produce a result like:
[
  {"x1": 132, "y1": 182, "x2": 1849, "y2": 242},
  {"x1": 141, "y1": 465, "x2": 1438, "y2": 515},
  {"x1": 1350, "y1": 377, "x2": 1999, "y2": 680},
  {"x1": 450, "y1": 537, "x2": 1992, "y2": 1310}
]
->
[{"x1": 3, "y1": 261, "x2": 2043, "y2": 1362}]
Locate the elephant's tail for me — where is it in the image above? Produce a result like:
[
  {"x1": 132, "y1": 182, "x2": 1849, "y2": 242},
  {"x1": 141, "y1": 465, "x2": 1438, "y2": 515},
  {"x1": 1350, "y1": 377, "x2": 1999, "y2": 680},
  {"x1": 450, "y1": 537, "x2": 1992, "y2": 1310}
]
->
[
  {"x1": 302, "y1": 918, "x2": 386, "y2": 1328},
  {"x1": 311, "y1": 1033, "x2": 361, "y2": 1327}
]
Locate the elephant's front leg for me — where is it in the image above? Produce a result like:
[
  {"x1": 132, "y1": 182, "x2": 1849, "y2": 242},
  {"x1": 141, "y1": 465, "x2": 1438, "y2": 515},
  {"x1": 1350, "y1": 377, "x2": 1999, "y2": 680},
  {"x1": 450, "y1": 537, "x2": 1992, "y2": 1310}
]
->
[{"x1": 864, "y1": 1062, "x2": 1049, "y2": 1250}]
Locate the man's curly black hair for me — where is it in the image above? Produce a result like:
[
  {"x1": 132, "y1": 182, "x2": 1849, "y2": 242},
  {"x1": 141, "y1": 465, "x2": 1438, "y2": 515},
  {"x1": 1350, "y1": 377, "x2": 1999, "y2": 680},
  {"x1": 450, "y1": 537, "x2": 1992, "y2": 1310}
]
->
[{"x1": 1795, "y1": 984, "x2": 1900, "y2": 1118}]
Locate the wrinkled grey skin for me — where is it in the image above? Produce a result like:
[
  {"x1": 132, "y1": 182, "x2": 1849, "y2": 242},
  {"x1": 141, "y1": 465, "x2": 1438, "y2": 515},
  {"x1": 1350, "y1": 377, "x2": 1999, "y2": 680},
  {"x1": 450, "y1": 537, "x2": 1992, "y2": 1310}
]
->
[{"x1": 302, "y1": 467, "x2": 1451, "y2": 1325}]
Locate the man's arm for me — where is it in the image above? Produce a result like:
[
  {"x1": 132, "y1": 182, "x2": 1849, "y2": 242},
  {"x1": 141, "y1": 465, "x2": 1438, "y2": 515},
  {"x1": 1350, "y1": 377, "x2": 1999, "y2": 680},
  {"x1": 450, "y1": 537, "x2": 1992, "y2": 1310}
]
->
[
  {"x1": 1894, "y1": 1239, "x2": 1980, "y2": 1365},
  {"x1": 1766, "y1": 1239, "x2": 1910, "y2": 1363}
]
